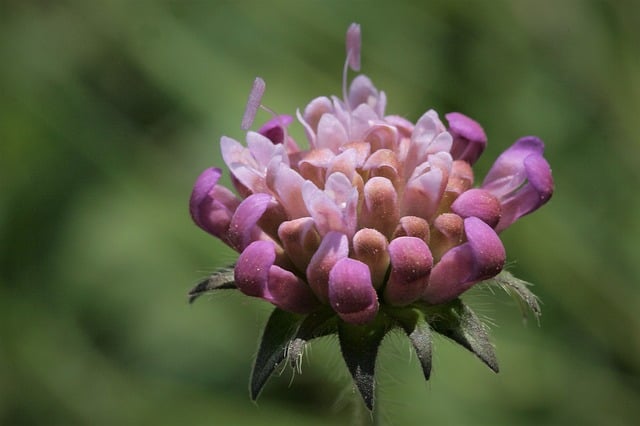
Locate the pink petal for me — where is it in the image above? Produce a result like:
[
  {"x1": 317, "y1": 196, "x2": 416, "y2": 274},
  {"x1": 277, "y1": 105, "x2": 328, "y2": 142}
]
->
[
  {"x1": 328, "y1": 258, "x2": 379, "y2": 324},
  {"x1": 235, "y1": 240, "x2": 276, "y2": 297},
  {"x1": 306, "y1": 231, "x2": 349, "y2": 303},
  {"x1": 384, "y1": 237, "x2": 433, "y2": 306}
]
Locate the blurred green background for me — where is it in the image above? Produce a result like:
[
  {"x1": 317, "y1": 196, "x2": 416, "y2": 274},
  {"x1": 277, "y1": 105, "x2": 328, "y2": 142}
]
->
[{"x1": 2, "y1": 1, "x2": 639, "y2": 425}]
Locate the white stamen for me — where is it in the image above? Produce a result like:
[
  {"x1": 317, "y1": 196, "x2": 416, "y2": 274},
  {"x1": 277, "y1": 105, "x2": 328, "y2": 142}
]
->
[
  {"x1": 241, "y1": 77, "x2": 266, "y2": 130},
  {"x1": 343, "y1": 23, "x2": 362, "y2": 109}
]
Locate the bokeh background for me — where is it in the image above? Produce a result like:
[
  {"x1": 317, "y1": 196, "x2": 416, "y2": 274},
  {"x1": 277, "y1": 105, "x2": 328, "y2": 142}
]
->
[{"x1": 2, "y1": 1, "x2": 639, "y2": 425}]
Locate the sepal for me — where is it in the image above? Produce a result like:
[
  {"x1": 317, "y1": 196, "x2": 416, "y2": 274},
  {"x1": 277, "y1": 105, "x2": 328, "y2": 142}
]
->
[
  {"x1": 389, "y1": 308, "x2": 433, "y2": 381},
  {"x1": 338, "y1": 314, "x2": 390, "y2": 411},
  {"x1": 479, "y1": 270, "x2": 542, "y2": 324},
  {"x1": 250, "y1": 308, "x2": 303, "y2": 400},
  {"x1": 428, "y1": 299, "x2": 499, "y2": 373},
  {"x1": 286, "y1": 309, "x2": 338, "y2": 372},
  {"x1": 188, "y1": 266, "x2": 236, "y2": 304}
]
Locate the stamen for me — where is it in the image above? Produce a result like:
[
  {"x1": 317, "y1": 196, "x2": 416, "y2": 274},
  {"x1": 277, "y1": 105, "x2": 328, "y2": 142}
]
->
[
  {"x1": 343, "y1": 23, "x2": 361, "y2": 107},
  {"x1": 241, "y1": 77, "x2": 266, "y2": 130},
  {"x1": 346, "y1": 23, "x2": 361, "y2": 72},
  {"x1": 240, "y1": 77, "x2": 289, "y2": 144}
]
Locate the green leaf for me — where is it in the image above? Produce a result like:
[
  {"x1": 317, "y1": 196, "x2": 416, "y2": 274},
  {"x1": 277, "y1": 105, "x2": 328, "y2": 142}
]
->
[
  {"x1": 187, "y1": 266, "x2": 236, "y2": 304},
  {"x1": 338, "y1": 317, "x2": 389, "y2": 411},
  {"x1": 286, "y1": 309, "x2": 337, "y2": 372},
  {"x1": 482, "y1": 270, "x2": 542, "y2": 324},
  {"x1": 429, "y1": 299, "x2": 499, "y2": 373},
  {"x1": 391, "y1": 308, "x2": 433, "y2": 381},
  {"x1": 250, "y1": 308, "x2": 302, "y2": 400}
]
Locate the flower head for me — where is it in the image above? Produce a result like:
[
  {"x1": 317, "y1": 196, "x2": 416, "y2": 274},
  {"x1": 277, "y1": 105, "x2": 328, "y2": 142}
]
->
[{"x1": 189, "y1": 23, "x2": 553, "y2": 411}]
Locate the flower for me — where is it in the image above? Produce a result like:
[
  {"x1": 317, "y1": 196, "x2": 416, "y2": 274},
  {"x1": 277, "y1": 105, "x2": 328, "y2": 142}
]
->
[{"x1": 189, "y1": 22, "x2": 553, "y2": 411}]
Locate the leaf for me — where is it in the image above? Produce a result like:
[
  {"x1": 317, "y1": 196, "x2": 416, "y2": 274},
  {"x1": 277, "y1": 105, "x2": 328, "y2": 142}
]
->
[
  {"x1": 390, "y1": 308, "x2": 433, "y2": 381},
  {"x1": 286, "y1": 309, "x2": 337, "y2": 372},
  {"x1": 429, "y1": 299, "x2": 499, "y2": 373},
  {"x1": 250, "y1": 308, "x2": 302, "y2": 400},
  {"x1": 482, "y1": 270, "x2": 541, "y2": 324},
  {"x1": 188, "y1": 266, "x2": 236, "y2": 304},
  {"x1": 338, "y1": 317, "x2": 389, "y2": 411}
]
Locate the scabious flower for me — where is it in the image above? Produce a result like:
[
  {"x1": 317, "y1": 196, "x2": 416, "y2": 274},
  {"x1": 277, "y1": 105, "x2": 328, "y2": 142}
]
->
[{"x1": 189, "y1": 23, "x2": 553, "y2": 411}]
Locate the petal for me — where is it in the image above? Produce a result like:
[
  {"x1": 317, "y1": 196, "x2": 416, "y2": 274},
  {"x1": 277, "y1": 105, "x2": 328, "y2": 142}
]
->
[
  {"x1": 235, "y1": 240, "x2": 276, "y2": 297},
  {"x1": 306, "y1": 231, "x2": 349, "y2": 303},
  {"x1": 384, "y1": 115, "x2": 414, "y2": 138},
  {"x1": 302, "y1": 173, "x2": 358, "y2": 237},
  {"x1": 220, "y1": 135, "x2": 270, "y2": 194},
  {"x1": 227, "y1": 193, "x2": 274, "y2": 251},
  {"x1": 429, "y1": 213, "x2": 464, "y2": 261},
  {"x1": 360, "y1": 176, "x2": 399, "y2": 239},
  {"x1": 451, "y1": 188, "x2": 502, "y2": 228},
  {"x1": 363, "y1": 149, "x2": 401, "y2": 187},
  {"x1": 189, "y1": 168, "x2": 240, "y2": 240},
  {"x1": 404, "y1": 111, "x2": 451, "y2": 178},
  {"x1": 247, "y1": 131, "x2": 288, "y2": 168},
  {"x1": 350, "y1": 103, "x2": 378, "y2": 140},
  {"x1": 445, "y1": 112, "x2": 487, "y2": 165},
  {"x1": 392, "y1": 216, "x2": 431, "y2": 243},
  {"x1": 352, "y1": 228, "x2": 390, "y2": 289},
  {"x1": 482, "y1": 136, "x2": 545, "y2": 197},
  {"x1": 494, "y1": 154, "x2": 553, "y2": 232},
  {"x1": 316, "y1": 113, "x2": 349, "y2": 153},
  {"x1": 363, "y1": 123, "x2": 398, "y2": 152},
  {"x1": 445, "y1": 160, "x2": 474, "y2": 197},
  {"x1": 384, "y1": 237, "x2": 433, "y2": 306},
  {"x1": 190, "y1": 167, "x2": 222, "y2": 229},
  {"x1": 327, "y1": 148, "x2": 359, "y2": 182},
  {"x1": 424, "y1": 217, "x2": 505, "y2": 304},
  {"x1": 402, "y1": 153, "x2": 452, "y2": 221},
  {"x1": 298, "y1": 148, "x2": 335, "y2": 188},
  {"x1": 266, "y1": 160, "x2": 309, "y2": 219},
  {"x1": 348, "y1": 75, "x2": 381, "y2": 113},
  {"x1": 303, "y1": 96, "x2": 334, "y2": 132},
  {"x1": 464, "y1": 217, "x2": 506, "y2": 281},
  {"x1": 266, "y1": 266, "x2": 319, "y2": 314},
  {"x1": 328, "y1": 258, "x2": 379, "y2": 324},
  {"x1": 277, "y1": 217, "x2": 321, "y2": 273}
]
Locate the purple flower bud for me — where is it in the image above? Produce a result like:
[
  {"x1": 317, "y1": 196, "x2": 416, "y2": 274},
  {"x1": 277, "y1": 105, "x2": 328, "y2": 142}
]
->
[
  {"x1": 429, "y1": 213, "x2": 464, "y2": 260},
  {"x1": 302, "y1": 172, "x2": 358, "y2": 238},
  {"x1": 451, "y1": 188, "x2": 502, "y2": 228},
  {"x1": 235, "y1": 240, "x2": 319, "y2": 313},
  {"x1": 277, "y1": 218, "x2": 321, "y2": 272},
  {"x1": 352, "y1": 228, "x2": 390, "y2": 289},
  {"x1": 392, "y1": 216, "x2": 431, "y2": 243},
  {"x1": 348, "y1": 75, "x2": 386, "y2": 116},
  {"x1": 235, "y1": 240, "x2": 276, "y2": 297},
  {"x1": 306, "y1": 231, "x2": 349, "y2": 303},
  {"x1": 402, "y1": 152, "x2": 452, "y2": 221},
  {"x1": 445, "y1": 112, "x2": 487, "y2": 165},
  {"x1": 227, "y1": 193, "x2": 276, "y2": 252},
  {"x1": 384, "y1": 237, "x2": 433, "y2": 306},
  {"x1": 329, "y1": 257, "x2": 379, "y2": 324},
  {"x1": 482, "y1": 136, "x2": 554, "y2": 232},
  {"x1": 360, "y1": 177, "x2": 400, "y2": 239},
  {"x1": 266, "y1": 265, "x2": 319, "y2": 314},
  {"x1": 424, "y1": 217, "x2": 506, "y2": 304},
  {"x1": 189, "y1": 167, "x2": 240, "y2": 242},
  {"x1": 258, "y1": 115, "x2": 293, "y2": 144}
]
